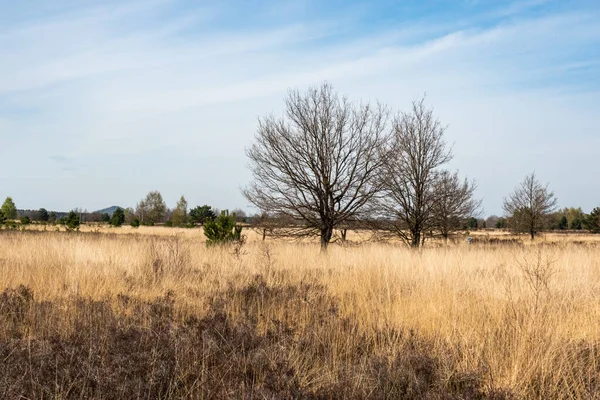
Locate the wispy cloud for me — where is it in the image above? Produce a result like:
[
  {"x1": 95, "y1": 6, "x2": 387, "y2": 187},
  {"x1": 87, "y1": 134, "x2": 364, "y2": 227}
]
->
[
  {"x1": 492, "y1": 0, "x2": 554, "y2": 18},
  {"x1": 0, "y1": 0, "x2": 598, "y2": 213}
]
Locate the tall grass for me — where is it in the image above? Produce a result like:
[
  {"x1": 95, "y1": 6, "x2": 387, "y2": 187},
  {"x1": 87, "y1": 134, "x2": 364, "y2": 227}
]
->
[{"x1": 0, "y1": 230, "x2": 598, "y2": 398}]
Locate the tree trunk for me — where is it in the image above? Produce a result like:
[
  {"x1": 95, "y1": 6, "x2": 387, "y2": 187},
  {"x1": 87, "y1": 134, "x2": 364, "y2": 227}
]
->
[
  {"x1": 421, "y1": 231, "x2": 430, "y2": 247},
  {"x1": 411, "y1": 231, "x2": 421, "y2": 248},
  {"x1": 320, "y1": 226, "x2": 333, "y2": 251},
  {"x1": 262, "y1": 228, "x2": 267, "y2": 241},
  {"x1": 530, "y1": 229, "x2": 535, "y2": 240},
  {"x1": 341, "y1": 229, "x2": 347, "y2": 242}
]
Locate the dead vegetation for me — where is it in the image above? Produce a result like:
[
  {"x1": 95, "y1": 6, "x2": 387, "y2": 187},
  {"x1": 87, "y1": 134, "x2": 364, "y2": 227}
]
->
[
  {"x1": 0, "y1": 280, "x2": 513, "y2": 399},
  {"x1": 0, "y1": 230, "x2": 599, "y2": 399}
]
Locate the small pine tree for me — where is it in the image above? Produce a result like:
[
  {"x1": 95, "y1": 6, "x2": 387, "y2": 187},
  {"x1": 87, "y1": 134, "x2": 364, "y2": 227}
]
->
[
  {"x1": 20, "y1": 216, "x2": 31, "y2": 225},
  {"x1": 110, "y1": 208, "x2": 125, "y2": 227},
  {"x1": 65, "y1": 211, "x2": 80, "y2": 230},
  {"x1": 203, "y1": 210, "x2": 243, "y2": 245}
]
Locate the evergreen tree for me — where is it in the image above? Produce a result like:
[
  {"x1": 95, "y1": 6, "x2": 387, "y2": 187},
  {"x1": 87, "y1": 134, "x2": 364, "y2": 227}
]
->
[
  {"x1": 110, "y1": 208, "x2": 125, "y2": 227},
  {"x1": 189, "y1": 205, "x2": 216, "y2": 225},
  {"x1": 65, "y1": 211, "x2": 80, "y2": 230},
  {"x1": 38, "y1": 208, "x2": 49, "y2": 222},
  {"x1": 203, "y1": 210, "x2": 243, "y2": 245},
  {"x1": 467, "y1": 217, "x2": 478, "y2": 229},
  {"x1": 558, "y1": 215, "x2": 568, "y2": 230},
  {"x1": 584, "y1": 207, "x2": 600, "y2": 233}
]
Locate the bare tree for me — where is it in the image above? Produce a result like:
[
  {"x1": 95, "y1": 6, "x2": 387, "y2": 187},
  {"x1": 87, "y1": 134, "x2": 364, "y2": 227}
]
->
[
  {"x1": 503, "y1": 172, "x2": 557, "y2": 240},
  {"x1": 375, "y1": 98, "x2": 452, "y2": 248},
  {"x1": 231, "y1": 209, "x2": 248, "y2": 223},
  {"x1": 431, "y1": 170, "x2": 481, "y2": 241},
  {"x1": 244, "y1": 83, "x2": 389, "y2": 251},
  {"x1": 250, "y1": 212, "x2": 274, "y2": 241},
  {"x1": 249, "y1": 211, "x2": 294, "y2": 241}
]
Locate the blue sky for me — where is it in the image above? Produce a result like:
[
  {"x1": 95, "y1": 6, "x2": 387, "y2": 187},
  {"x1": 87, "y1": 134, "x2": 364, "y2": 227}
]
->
[{"x1": 1, "y1": 0, "x2": 599, "y2": 215}]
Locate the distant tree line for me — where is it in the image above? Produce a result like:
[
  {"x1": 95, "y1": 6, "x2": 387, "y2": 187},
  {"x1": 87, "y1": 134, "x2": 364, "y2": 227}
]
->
[
  {"x1": 1, "y1": 185, "x2": 598, "y2": 243},
  {"x1": 485, "y1": 208, "x2": 599, "y2": 233},
  {"x1": 0, "y1": 193, "x2": 249, "y2": 233},
  {"x1": 1, "y1": 85, "x2": 599, "y2": 247}
]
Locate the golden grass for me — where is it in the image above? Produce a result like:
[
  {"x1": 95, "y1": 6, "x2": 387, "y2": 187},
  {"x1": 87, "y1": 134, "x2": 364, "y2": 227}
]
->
[{"x1": 1, "y1": 229, "x2": 599, "y2": 398}]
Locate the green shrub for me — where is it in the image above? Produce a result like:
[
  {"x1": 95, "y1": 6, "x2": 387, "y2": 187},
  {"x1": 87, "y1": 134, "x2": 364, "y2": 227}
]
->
[
  {"x1": 130, "y1": 218, "x2": 140, "y2": 228},
  {"x1": 3, "y1": 221, "x2": 18, "y2": 230},
  {"x1": 20, "y1": 216, "x2": 30, "y2": 225},
  {"x1": 203, "y1": 210, "x2": 243, "y2": 245}
]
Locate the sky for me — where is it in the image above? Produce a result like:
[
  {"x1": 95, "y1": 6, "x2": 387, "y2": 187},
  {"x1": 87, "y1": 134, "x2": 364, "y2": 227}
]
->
[{"x1": 1, "y1": 0, "x2": 599, "y2": 216}]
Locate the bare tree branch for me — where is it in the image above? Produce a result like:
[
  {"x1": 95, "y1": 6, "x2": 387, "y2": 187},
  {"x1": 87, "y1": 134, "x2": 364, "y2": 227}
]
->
[
  {"x1": 431, "y1": 170, "x2": 482, "y2": 241},
  {"x1": 373, "y1": 97, "x2": 453, "y2": 248},
  {"x1": 244, "y1": 83, "x2": 390, "y2": 250},
  {"x1": 503, "y1": 172, "x2": 557, "y2": 240}
]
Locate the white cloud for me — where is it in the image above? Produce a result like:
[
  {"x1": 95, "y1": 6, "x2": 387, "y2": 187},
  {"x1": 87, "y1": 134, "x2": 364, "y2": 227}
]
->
[{"x1": 0, "y1": 0, "x2": 599, "y2": 213}]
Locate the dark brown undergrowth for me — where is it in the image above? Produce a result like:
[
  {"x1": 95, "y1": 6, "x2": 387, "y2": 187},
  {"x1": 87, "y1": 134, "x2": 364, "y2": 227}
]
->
[
  {"x1": 0, "y1": 280, "x2": 513, "y2": 399},
  {"x1": 469, "y1": 237, "x2": 523, "y2": 247}
]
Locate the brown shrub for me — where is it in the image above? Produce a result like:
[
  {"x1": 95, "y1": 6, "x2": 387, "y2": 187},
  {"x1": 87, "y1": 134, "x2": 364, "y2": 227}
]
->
[{"x1": 0, "y1": 280, "x2": 513, "y2": 399}]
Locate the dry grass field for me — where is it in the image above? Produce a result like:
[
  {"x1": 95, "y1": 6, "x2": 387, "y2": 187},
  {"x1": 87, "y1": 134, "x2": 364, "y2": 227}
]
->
[{"x1": 0, "y1": 227, "x2": 599, "y2": 398}]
